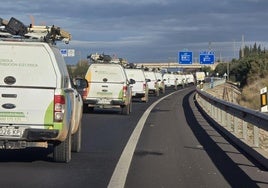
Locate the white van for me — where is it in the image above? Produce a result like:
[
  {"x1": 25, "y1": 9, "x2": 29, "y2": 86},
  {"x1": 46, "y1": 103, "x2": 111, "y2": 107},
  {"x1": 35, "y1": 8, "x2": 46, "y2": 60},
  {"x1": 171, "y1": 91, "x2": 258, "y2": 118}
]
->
[
  {"x1": 186, "y1": 74, "x2": 195, "y2": 85},
  {"x1": 79, "y1": 63, "x2": 133, "y2": 115},
  {"x1": 155, "y1": 72, "x2": 165, "y2": 94},
  {"x1": 144, "y1": 71, "x2": 160, "y2": 96},
  {"x1": 174, "y1": 73, "x2": 185, "y2": 88},
  {"x1": 125, "y1": 68, "x2": 149, "y2": 102},
  {"x1": 163, "y1": 73, "x2": 177, "y2": 90},
  {"x1": 0, "y1": 41, "x2": 83, "y2": 163}
]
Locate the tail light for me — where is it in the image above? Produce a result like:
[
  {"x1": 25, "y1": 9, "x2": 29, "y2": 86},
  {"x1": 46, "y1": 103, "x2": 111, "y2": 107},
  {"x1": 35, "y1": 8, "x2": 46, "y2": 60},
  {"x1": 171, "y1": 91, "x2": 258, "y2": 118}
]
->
[
  {"x1": 54, "y1": 95, "x2": 65, "y2": 122},
  {"x1": 123, "y1": 86, "x2": 127, "y2": 97},
  {"x1": 82, "y1": 88, "x2": 88, "y2": 100},
  {"x1": 154, "y1": 82, "x2": 158, "y2": 88},
  {"x1": 143, "y1": 83, "x2": 147, "y2": 91}
]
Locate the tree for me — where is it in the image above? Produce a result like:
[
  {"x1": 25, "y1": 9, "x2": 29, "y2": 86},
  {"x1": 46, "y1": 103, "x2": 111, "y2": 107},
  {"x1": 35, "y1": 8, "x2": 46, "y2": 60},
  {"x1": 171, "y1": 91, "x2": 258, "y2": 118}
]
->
[
  {"x1": 214, "y1": 62, "x2": 227, "y2": 77},
  {"x1": 68, "y1": 59, "x2": 89, "y2": 78}
]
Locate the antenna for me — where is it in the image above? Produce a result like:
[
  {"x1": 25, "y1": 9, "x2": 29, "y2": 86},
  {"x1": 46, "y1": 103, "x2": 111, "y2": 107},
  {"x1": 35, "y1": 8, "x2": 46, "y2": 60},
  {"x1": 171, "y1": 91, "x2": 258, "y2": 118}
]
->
[{"x1": 29, "y1": 15, "x2": 34, "y2": 27}]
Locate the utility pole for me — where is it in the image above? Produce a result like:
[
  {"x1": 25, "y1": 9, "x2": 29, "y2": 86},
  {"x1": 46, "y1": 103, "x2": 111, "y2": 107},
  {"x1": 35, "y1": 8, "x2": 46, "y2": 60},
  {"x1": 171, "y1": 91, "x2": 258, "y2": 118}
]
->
[
  {"x1": 241, "y1": 34, "x2": 245, "y2": 58},
  {"x1": 233, "y1": 40, "x2": 236, "y2": 58}
]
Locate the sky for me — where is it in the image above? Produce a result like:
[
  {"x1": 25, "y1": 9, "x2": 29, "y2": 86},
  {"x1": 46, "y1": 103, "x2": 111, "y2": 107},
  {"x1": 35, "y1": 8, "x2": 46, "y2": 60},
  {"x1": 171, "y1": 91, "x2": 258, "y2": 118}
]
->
[{"x1": 1, "y1": 0, "x2": 268, "y2": 64}]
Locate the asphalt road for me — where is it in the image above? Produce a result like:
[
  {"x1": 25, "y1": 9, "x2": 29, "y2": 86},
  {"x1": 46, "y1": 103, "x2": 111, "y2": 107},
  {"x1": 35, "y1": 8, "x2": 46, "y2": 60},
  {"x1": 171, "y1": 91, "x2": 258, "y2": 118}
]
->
[{"x1": 0, "y1": 86, "x2": 267, "y2": 188}]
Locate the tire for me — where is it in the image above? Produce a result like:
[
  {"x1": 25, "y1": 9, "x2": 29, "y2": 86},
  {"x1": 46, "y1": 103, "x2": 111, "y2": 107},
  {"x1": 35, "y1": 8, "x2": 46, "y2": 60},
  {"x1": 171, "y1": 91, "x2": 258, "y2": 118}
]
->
[
  {"x1": 121, "y1": 104, "x2": 130, "y2": 115},
  {"x1": 155, "y1": 89, "x2": 160, "y2": 97},
  {"x1": 129, "y1": 101, "x2": 132, "y2": 113},
  {"x1": 83, "y1": 104, "x2": 94, "y2": 113},
  {"x1": 83, "y1": 104, "x2": 89, "y2": 113},
  {"x1": 141, "y1": 94, "x2": 148, "y2": 103},
  {"x1": 162, "y1": 87, "x2": 166, "y2": 94},
  {"x1": 53, "y1": 132, "x2": 71, "y2": 163},
  {"x1": 71, "y1": 123, "x2": 82, "y2": 152}
]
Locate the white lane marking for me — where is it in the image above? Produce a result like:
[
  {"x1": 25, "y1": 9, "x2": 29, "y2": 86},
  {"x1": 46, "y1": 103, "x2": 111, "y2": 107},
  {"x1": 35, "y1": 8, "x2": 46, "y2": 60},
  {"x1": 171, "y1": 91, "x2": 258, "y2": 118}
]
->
[{"x1": 108, "y1": 90, "x2": 181, "y2": 188}]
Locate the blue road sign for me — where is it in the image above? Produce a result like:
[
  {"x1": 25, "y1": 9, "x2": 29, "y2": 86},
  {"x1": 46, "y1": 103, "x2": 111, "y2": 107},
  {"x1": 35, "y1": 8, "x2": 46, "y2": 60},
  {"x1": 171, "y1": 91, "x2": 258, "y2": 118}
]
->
[
  {"x1": 60, "y1": 49, "x2": 67, "y2": 57},
  {"x1": 199, "y1": 51, "x2": 215, "y2": 64},
  {"x1": 178, "y1": 51, "x2": 193, "y2": 64}
]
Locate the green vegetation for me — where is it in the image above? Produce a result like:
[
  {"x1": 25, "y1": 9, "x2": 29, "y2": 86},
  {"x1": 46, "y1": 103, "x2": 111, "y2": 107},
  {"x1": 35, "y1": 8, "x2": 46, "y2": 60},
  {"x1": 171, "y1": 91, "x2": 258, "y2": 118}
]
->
[
  {"x1": 67, "y1": 59, "x2": 89, "y2": 78},
  {"x1": 214, "y1": 43, "x2": 268, "y2": 110}
]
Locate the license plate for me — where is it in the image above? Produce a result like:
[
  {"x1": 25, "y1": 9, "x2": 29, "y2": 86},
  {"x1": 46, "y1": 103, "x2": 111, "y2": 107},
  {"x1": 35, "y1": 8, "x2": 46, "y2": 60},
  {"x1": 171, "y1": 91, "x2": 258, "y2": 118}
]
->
[
  {"x1": 0, "y1": 127, "x2": 23, "y2": 137},
  {"x1": 99, "y1": 99, "x2": 111, "y2": 104}
]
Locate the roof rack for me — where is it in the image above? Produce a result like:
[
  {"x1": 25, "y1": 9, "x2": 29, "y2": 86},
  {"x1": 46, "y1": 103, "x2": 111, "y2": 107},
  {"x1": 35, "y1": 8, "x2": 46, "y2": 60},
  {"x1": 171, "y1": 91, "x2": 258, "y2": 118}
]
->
[
  {"x1": 87, "y1": 53, "x2": 128, "y2": 66},
  {"x1": 0, "y1": 17, "x2": 71, "y2": 44}
]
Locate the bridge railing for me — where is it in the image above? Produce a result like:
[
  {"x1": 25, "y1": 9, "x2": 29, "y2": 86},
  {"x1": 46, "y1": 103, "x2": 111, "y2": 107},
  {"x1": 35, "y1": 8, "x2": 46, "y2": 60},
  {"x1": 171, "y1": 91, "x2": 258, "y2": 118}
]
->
[{"x1": 195, "y1": 86, "x2": 268, "y2": 168}]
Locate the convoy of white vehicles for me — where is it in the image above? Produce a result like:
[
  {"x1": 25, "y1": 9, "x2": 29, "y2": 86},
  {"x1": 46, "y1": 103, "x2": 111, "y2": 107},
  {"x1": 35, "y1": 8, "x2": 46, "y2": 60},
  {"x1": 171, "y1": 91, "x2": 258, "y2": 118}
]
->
[{"x1": 0, "y1": 17, "x2": 202, "y2": 163}]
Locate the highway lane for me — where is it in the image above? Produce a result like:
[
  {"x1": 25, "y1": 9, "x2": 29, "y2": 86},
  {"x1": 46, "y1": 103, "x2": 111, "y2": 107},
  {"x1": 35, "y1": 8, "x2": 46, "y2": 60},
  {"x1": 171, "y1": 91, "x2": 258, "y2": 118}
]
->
[
  {"x1": 125, "y1": 88, "x2": 268, "y2": 188},
  {"x1": 0, "y1": 86, "x2": 167, "y2": 188},
  {"x1": 0, "y1": 87, "x2": 267, "y2": 187}
]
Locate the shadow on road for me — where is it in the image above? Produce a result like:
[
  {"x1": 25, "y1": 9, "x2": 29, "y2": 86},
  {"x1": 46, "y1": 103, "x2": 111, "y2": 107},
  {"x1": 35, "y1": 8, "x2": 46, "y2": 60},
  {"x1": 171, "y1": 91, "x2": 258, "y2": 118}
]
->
[{"x1": 183, "y1": 90, "x2": 264, "y2": 188}]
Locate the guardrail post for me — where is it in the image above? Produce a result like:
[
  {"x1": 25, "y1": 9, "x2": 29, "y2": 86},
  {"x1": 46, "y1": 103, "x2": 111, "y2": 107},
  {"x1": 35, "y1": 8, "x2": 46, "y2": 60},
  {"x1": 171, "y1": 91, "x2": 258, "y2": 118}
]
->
[
  {"x1": 242, "y1": 121, "x2": 247, "y2": 141},
  {"x1": 216, "y1": 107, "x2": 221, "y2": 123},
  {"x1": 222, "y1": 110, "x2": 227, "y2": 127},
  {"x1": 234, "y1": 117, "x2": 238, "y2": 135},
  {"x1": 253, "y1": 126, "x2": 259, "y2": 148},
  {"x1": 227, "y1": 112, "x2": 231, "y2": 130}
]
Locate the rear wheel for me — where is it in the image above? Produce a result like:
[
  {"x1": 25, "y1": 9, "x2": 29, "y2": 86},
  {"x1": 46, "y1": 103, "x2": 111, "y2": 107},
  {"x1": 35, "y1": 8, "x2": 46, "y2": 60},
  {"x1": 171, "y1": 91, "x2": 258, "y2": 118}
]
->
[
  {"x1": 161, "y1": 86, "x2": 166, "y2": 94},
  {"x1": 141, "y1": 93, "x2": 148, "y2": 103},
  {"x1": 71, "y1": 123, "x2": 82, "y2": 152},
  {"x1": 83, "y1": 104, "x2": 94, "y2": 113},
  {"x1": 129, "y1": 101, "x2": 132, "y2": 113},
  {"x1": 121, "y1": 104, "x2": 130, "y2": 115},
  {"x1": 53, "y1": 132, "x2": 71, "y2": 163},
  {"x1": 155, "y1": 89, "x2": 160, "y2": 96}
]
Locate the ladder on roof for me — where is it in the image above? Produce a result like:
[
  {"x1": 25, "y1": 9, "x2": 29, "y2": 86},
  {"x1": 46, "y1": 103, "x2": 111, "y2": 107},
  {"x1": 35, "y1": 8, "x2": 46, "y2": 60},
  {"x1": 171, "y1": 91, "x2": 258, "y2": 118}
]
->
[{"x1": 0, "y1": 17, "x2": 71, "y2": 44}]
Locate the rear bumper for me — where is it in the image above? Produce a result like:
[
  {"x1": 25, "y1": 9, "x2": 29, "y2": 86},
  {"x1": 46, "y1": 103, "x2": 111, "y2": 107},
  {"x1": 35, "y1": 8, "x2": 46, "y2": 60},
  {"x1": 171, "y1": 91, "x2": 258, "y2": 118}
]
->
[
  {"x1": 24, "y1": 129, "x2": 59, "y2": 140},
  {"x1": 0, "y1": 129, "x2": 59, "y2": 149},
  {"x1": 84, "y1": 99, "x2": 126, "y2": 106},
  {"x1": 132, "y1": 92, "x2": 145, "y2": 98}
]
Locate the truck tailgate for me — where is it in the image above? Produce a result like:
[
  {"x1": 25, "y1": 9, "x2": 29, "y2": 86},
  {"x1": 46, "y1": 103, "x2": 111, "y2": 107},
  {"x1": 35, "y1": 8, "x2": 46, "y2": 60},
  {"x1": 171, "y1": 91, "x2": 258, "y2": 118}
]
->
[{"x1": 0, "y1": 87, "x2": 54, "y2": 125}]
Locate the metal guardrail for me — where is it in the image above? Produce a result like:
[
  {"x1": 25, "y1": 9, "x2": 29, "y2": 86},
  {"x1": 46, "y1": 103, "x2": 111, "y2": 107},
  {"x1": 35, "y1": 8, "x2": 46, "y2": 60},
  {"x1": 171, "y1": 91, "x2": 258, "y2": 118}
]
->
[{"x1": 195, "y1": 85, "x2": 268, "y2": 169}]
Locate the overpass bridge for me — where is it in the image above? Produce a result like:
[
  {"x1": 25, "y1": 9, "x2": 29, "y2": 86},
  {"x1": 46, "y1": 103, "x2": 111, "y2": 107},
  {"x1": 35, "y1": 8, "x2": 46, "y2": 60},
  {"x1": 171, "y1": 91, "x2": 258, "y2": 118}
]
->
[{"x1": 135, "y1": 62, "x2": 218, "y2": 70}]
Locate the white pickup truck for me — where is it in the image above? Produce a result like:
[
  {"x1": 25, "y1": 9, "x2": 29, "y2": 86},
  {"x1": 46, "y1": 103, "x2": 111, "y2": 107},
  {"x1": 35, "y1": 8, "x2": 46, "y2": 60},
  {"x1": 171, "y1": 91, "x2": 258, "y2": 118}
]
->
[
  {"x1": 0, "y1": 41, "x2": 83, "y2": 163},
  {"x1": 78, "y1": 63, "x2": 134, "y2": 115}
]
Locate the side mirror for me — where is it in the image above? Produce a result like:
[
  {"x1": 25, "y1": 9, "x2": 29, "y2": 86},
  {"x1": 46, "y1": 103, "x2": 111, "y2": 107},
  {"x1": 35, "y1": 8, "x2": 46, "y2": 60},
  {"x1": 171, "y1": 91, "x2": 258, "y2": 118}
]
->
[
  {"x1": 146, "y1": 78, "x2": 151, "y2": 82},
  {"x1": 75, "y1": 78, "x2": 88, "y2": 88},
  {"x1": 129, "y1": 78, "x2": 136, "y2": 84}
]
